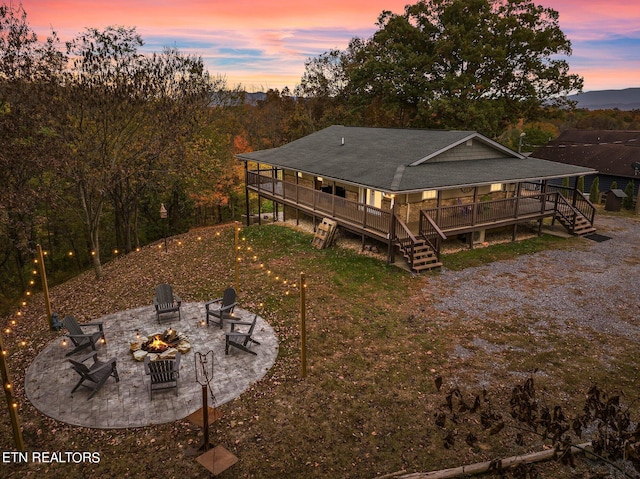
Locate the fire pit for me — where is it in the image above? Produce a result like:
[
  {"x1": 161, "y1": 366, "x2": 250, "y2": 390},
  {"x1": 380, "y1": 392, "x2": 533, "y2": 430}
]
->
[
  {"x1": 143, "y1": 330, "x2": 180, "y2": 353},
  {"x1": 130, "y1": 328, "x2": 191, "y2": 361}
]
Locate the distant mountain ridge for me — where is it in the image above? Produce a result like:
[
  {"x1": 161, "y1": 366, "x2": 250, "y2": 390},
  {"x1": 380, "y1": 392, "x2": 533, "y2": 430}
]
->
[{"x1": 567, "y1": 88, "x2": 640, "y2": 110}]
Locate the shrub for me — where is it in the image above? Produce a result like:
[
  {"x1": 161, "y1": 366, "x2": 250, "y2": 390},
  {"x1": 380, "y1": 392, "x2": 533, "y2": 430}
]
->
[
  {"x1": 589, "y1": 176, "x2": 600, "y2": 203},
  {"x1": 623, "y1": 180, "x2": 635, "y2": 209}
]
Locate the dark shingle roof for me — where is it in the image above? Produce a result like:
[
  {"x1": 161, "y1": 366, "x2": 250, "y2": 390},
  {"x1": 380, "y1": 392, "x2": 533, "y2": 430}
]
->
[
  {"x1": 532, "y1": 129, "x2": 640, "y2": 178},
  {"x1": 238, "y1": 126, "x2": 595, "y2": 192}
]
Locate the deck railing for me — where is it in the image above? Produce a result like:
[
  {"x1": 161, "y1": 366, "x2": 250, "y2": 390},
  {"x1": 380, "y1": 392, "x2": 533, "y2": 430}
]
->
[
  {"x1": 422, "y1": 193, "x2": 557, "y2": 232},
  {"x1": 247, "y1": 171, "x2": 390, "y2": 236},
  {"x1": 247, "y1": 170, "x2": 593, "y2": 239}
]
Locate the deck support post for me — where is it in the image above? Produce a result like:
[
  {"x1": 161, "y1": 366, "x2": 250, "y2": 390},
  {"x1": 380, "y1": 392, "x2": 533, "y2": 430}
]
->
[
  {"x1": 388, "y1": 198, "x2": 396, "y2": 264},
  {"x1": 244, "y1": 161, "x2": 251, "y2": 226}
]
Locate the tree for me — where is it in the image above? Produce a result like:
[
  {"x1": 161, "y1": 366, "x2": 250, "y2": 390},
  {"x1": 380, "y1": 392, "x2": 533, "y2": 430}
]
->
[
  {"x1": 50, "y1": 26, "x2": 218, "y2": 278},
  {"x1": 576, "y1": 176, "x2": 584, "y2": 193},
  {"x1": 0, "y1": 3, "x2": 64, "y2": 299},
  {"x1": 623, "y1": 181, "x2": 635, "y2": 209},
  {"x1": 300, "y1": 0, "x2": 583, "y2": 136},
  {"x1": 589, "y1": 176, "x2": 600, "y2": 204}
]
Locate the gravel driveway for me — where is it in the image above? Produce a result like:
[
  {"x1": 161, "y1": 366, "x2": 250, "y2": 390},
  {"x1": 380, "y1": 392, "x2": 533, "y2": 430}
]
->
[{"x1": 432, "y1": 215, "x2": 640, "y2": 341}]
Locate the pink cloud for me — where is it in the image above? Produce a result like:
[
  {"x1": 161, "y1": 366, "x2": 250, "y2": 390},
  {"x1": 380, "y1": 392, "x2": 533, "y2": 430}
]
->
[{"x1": 18, "y1": 1, "x2": 640, "y2": 91}]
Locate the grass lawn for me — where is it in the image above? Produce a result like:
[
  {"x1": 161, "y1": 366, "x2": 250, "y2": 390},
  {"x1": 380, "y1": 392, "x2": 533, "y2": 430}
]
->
[{"x1": 1, "y1": 219, "x2": 638, "y2": 478}]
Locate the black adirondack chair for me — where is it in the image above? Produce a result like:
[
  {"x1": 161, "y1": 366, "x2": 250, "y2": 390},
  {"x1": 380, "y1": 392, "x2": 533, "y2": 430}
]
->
[
  {"x1": 144, "y1": 352, "x2": 181, "y2": 400},
  {"x1": 154, "y1": 284, "x2": 181, "y2": 323},
  {"x1": 225, "y1": 314, "x2": 261, "y2": 355},
  {"x1": 205, "y1": 287, "x2": 237, "y2": 328},
  {"x1": 62, "y1": 315, "x2": 105, "y2": 357},
  {"x1": 69, "y1": 351, "x2": 119, "y2": 400}
]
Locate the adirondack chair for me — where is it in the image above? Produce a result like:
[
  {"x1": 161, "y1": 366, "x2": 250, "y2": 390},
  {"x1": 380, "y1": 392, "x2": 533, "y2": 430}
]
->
[
  {"x1": 225, "y1": 314, "x2": 261, "y2": 355},
  {"x1": 457, "y1": 198, "x2": 471, "y2": 218},
  {"x1": 62, "y1": 315, "x2": 105, "y2": 357},
  {"x1": 154, "y1": 284, "x2": 181, "y2": 323},
  {"x1": 144, "y1": 352, "x2": 181, "y2": 400},
  {"x1": 69, "y1": 351, "x2": 119, "y2": 400},
  {"x1": 205, "y1": 287, "x2": 237, "y2": 328}
]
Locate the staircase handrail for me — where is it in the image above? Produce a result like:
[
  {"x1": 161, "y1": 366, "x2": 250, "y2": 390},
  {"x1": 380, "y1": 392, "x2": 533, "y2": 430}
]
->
[
  {"x1": 573, "y1": 190, "x2": 596, "y2": 224},
  {"x1": 393, "y1": 214, "x2": 418, "y2": 265},
  {"x1": 554, "y1": 193, "x2": 580, "y2": 232},
  {"x1": 419, "y1": 210, "x2": 447, "y2": 260},
  {"x1": 546, "y1": 185, "x2": 596, "y2": 225}
]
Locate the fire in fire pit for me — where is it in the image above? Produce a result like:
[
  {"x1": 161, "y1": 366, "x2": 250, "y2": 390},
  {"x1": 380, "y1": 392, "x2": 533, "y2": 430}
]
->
[
  {"x1": 130, "y1": 328, "x2": 191, "y2": 362},
  {"x1": 142, "y1": 329, "x2": 179, "y2": 353}
]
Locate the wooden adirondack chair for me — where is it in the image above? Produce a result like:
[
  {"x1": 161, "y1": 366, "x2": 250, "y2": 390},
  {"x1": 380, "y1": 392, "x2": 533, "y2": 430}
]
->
[
  {"x1": 205, "y1": 287, "x2": 237, "y2": 328},
  {"x1": 154, "y1": 284, "x2": 181, "y2": 323},
  {"x1": 144, "y1": 352, "x2": 181, "y2": 400},
  {"x1": 62, "y1": 315, "x2": 105, "y2": 357},
  {"x1": 225, "y1": 314, "x2": 261, "y2": 355},
  {"x1": 69, "y1": 351, "x2": 119, "y2": 400}
]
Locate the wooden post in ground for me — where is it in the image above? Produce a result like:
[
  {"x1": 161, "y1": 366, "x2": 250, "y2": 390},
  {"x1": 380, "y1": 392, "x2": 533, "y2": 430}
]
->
[
  {"x1": 201, "y1": 384, "x2": 210, "y2": 452},
  {"x1": 300, "y1": 272, "x2": 307, "y2": 378},
  {"x1": 36, "y1": 244, "x2": 53, "y2": 330},
  {"x1": 0, "y1": 333, "x2": 25, "y2": 451},
  {"x1": 234, "y1": 221, "x2": 240, "y2": 293}
]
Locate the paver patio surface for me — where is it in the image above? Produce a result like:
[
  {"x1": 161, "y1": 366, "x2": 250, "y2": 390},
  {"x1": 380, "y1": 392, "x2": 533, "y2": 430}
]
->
[{"x1": 25, "y1": 303, "x2": 278, "y2": 428}]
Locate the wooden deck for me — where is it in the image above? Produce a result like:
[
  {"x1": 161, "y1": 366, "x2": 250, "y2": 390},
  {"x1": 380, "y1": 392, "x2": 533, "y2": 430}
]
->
[{"x1": 246, "y1": 170, "x2": 596, "y2": 270}]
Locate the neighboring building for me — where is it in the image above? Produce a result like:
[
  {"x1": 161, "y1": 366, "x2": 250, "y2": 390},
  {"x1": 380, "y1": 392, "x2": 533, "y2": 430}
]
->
[
  {"x1": 532, "y1": 129, "x2": 640, "y2": 202},
  {"x1": 238, "y1": 126, "x2": 596, "y2": 272}
]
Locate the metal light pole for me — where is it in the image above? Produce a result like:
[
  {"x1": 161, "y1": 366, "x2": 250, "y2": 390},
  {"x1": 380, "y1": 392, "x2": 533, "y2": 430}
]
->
[
  {"x1": 518, "y1": 132, "x2": 526, "y2": 154},
  {"x1": 160, "y1": 203, "x2": 168, "y2": 252}
]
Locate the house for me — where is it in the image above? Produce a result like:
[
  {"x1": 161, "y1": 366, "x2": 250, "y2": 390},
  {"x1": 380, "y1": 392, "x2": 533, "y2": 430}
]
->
[
  {"x1": 237, "y1": 126, "x2": 596, "y2": 272},
  {"x1": 532, "y1": 129, "x2": 640, "y2": 202}
]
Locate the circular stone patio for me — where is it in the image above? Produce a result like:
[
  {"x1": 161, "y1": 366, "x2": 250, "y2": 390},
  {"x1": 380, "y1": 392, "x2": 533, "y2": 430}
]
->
[{"x1": 25, "y1": 303, "x2": 278, "y2": 429}]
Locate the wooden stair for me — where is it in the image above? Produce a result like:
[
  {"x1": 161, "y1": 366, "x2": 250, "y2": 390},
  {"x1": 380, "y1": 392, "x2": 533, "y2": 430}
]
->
[
  {"x1": 401, "y1": 238, "x2": 442, "y2": 273},
  {"x1": 556, "y1": 212, "x2": 596, "y2": 236}
]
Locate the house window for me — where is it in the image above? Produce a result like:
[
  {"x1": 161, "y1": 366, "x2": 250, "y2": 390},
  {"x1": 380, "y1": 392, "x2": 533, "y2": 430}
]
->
[
  {"x1": 490, "y1": 183, "x2": 503, "y2": 192},
  {"x1": 422, "y1": 190, "x2": 437, "y2": 200}
]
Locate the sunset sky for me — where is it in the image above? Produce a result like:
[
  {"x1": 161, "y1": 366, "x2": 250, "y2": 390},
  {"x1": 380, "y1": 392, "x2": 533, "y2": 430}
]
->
[{"x1": 19, "y1": 0, "x2": 640, "y2": 93}]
